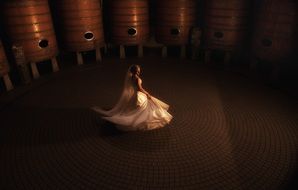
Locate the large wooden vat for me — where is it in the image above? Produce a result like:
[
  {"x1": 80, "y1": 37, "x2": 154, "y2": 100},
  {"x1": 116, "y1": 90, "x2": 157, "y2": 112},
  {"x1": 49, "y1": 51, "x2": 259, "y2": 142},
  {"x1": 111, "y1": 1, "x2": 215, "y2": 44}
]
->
[
  {"x1": 0, "y1": 40, "x2": 9, "y2": 77},
  {"x1": 204, "y1": 0, "x2": 250, "y2": 51},
  {"x1": 2, "y1": 0, "x2": 58, "y2": 63},
  {"x1": 252, "y1": 0, "x2": 297, "y2": 62},
  {"x1": 155, "y1": 0, "x2": 197, "y2": 45},
  {"x1": 109, "y1": 0, "x2": 149, "y2": 45},
  {"x1": 55, "y1": 0, "x2": 105, "y2": 52}
]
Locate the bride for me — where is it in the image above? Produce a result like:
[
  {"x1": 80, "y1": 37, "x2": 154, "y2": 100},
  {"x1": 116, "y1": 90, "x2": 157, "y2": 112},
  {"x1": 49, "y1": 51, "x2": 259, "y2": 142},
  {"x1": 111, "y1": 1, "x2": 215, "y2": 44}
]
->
[{"x1": 92, "y1": 64, "x2": 173, "y2": 131}]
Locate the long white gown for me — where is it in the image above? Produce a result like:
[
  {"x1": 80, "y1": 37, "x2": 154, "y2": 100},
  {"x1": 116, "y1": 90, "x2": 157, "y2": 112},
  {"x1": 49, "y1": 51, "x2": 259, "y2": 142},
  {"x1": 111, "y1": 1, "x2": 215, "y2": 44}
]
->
[{"x1": 92, "y1": 67, "x2": 173, "y2": 131}]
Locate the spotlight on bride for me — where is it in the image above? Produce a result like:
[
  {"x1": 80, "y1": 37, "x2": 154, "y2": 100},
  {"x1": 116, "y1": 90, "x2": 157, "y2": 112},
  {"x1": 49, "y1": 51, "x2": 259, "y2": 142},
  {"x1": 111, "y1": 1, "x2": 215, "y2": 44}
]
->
[{"x1": 92, "y1": 64, "x2": 173, "y2": 131}]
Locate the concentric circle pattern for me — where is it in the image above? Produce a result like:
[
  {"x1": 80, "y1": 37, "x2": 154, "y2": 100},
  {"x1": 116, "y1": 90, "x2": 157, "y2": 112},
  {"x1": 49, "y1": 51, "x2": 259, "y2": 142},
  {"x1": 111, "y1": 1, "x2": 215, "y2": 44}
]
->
[{"x1": 0, "y1": 58, "x2": 297, "y2": 189}]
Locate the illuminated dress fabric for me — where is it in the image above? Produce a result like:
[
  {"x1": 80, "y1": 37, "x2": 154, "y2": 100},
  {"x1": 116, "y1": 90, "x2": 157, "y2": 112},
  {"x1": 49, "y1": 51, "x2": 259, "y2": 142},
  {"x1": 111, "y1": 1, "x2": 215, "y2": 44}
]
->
[{"x1": 92, "y1": 66, "x2": 173, "y2": 131}]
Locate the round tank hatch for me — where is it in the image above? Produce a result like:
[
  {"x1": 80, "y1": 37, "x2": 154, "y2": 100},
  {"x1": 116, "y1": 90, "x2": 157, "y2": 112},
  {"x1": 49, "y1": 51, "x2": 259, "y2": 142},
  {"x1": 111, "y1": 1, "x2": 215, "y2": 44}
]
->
[
  {"x1": 39, "y1": 39, "x2": 49, "y2": 48},
  {"x1": 84, "y1": 31, "x2": 94, "y2": 41},
  {"x1": 214, "y1": 32, "x2": 224, "y2": 39},
  {"x1": 170, "y1": 28, "x2": 180, "y2": 36},
  {"x1": 128, "y1": 27, "x2": 137, "y2": 36},
  {"x1": 262, "y1": 38, "x2": 273, "y2": 47}
]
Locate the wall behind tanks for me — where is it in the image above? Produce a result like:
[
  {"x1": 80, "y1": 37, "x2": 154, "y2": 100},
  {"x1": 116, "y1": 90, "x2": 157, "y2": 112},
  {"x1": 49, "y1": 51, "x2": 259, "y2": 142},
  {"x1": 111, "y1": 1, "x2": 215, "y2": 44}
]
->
[
  {"x1": 0, "y1": 0, "x2": 297, "y2": 96},
  {"x1": 55, "y1": 0, "x2": 298, "y2": 97},
  {"x1": 251, "y1": 0, "x2": 298, "y2": 96}
]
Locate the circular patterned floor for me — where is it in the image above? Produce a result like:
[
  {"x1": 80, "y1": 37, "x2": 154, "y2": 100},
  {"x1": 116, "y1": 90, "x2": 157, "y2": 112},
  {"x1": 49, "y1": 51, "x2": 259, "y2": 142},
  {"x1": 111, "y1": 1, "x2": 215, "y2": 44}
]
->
[{"x1": 0, "y1": 58, "x2": 297, "y2": 189}]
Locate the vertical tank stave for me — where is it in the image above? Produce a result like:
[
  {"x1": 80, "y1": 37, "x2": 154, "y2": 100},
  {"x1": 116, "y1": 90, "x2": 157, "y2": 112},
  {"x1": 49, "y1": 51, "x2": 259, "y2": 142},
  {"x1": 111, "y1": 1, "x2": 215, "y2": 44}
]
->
[
  {"x1": 204, "y1": 0, "x2": 251, "y2": 51},
  {"x1": 2, "y1": 0, "x2": 59, "y2": 63},
  {"x1": 109, "y1": 0, "x2": 150, "y2": 45},
  {"x1": 252, "y1": 0, "x2": 297, "y2": 62},
  {"x1": 155, "y1": 0, "x2": 197, "y2": 45},
  {"x1": 0, "y1": 40, "x2": 9, "y2": 77},
  {"x1": 0, "y1": 40, "x2": 13, "y2": 91},
  {"x1": 55, "y1": 0, "x2": 105, "y2": 52}
]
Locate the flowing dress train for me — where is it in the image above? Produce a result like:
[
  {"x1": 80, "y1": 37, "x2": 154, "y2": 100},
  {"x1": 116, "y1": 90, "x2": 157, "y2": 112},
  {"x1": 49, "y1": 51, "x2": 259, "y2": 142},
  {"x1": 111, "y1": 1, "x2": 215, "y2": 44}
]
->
[{"x1": 92, "y1": 68, "x2": 173, "y2": 131}]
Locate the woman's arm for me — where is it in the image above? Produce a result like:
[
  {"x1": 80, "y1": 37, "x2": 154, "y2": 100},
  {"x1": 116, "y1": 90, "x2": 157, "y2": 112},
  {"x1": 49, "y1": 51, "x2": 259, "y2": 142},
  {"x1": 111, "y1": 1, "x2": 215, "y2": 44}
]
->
[{"x1": 136, "y1": 77, "x2": 151, "y2": 99}]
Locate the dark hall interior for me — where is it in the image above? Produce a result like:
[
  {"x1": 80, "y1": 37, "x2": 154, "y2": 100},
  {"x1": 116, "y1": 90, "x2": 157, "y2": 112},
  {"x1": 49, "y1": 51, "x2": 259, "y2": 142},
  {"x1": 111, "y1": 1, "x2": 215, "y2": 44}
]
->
[{"x1": 0, "y1": 0, "x2": 297, "y2": 189}]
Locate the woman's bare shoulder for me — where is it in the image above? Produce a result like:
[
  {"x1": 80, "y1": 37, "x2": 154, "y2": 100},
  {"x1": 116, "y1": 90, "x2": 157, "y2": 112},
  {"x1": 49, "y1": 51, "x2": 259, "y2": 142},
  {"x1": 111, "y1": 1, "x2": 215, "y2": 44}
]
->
[
  {"x1": 136, "y1": 76, "x2": 142, "y2": 83},
  {"x1": 131, "y1": 76, "x2": 141, "y2": 85}
]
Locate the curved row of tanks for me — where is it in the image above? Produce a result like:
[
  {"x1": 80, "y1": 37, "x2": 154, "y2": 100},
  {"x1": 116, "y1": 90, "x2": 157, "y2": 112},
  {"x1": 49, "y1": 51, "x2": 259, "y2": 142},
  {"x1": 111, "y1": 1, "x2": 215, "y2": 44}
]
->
[{"x1": 0, "y1": 0, "x2": 297, "y2": 90}]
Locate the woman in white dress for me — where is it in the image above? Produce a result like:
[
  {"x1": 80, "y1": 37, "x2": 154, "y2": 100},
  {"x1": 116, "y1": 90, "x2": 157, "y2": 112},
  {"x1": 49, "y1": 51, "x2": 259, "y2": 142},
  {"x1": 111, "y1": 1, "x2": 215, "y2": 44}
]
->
[{"x1": 92, "y1": 64, "x2": 173, "y2": 131}]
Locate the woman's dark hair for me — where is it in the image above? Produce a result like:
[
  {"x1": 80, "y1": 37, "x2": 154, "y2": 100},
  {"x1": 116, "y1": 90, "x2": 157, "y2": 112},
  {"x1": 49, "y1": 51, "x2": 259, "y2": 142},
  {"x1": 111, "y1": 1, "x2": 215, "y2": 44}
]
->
[{"x1": 129, "y1": 65, "x2": 140, "y2": 74}]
